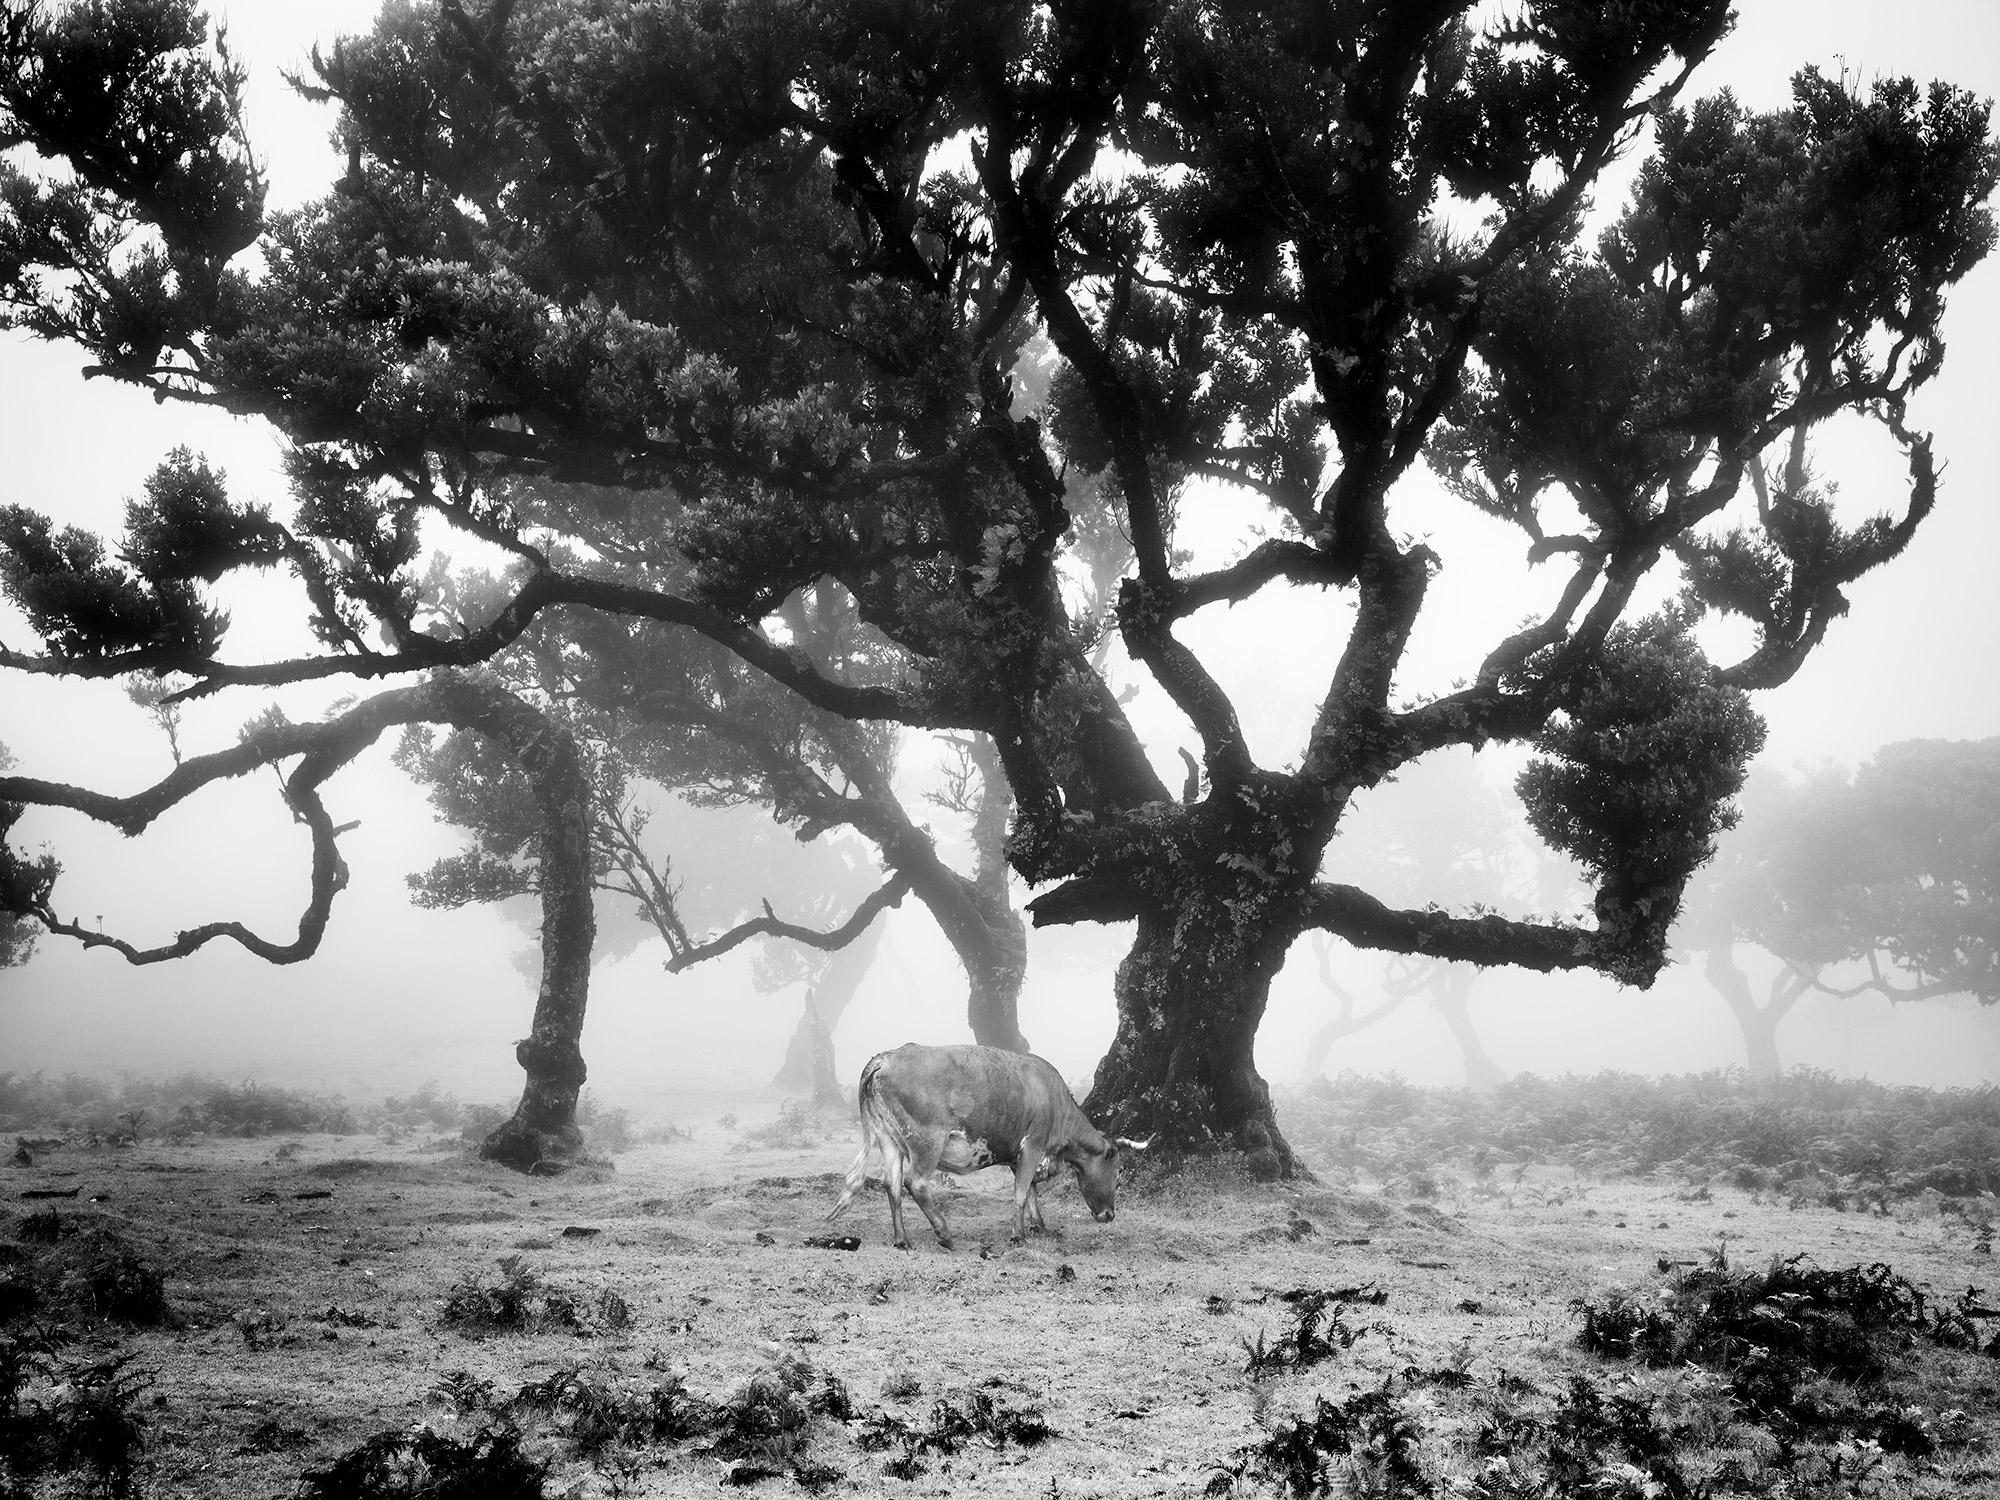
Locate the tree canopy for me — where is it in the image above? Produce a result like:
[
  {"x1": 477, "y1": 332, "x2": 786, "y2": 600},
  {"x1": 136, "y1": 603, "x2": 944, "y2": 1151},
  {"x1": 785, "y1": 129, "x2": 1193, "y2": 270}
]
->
[{"x1": 2, "y1": 0, "x2": 1994, "y2": 1172}]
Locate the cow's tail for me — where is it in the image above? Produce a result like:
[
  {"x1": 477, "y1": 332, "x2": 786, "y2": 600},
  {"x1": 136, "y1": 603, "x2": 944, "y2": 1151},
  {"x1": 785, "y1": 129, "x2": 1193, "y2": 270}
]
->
[{"x1": 828, "y1": 1053, "x2": 898, "y2": 1221}]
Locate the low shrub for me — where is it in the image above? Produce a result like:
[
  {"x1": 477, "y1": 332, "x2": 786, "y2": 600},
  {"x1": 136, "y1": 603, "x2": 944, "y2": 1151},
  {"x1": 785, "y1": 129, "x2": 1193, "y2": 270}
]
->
[
  {"x1": 857, "y1": 1388, "x2": 1052, "y2": 1480},
  {"x1": 4, "y1": 1219, "x2": 170, "y2": 1328},
  {"x1": 508, "y1": 1364, "x2": 715, "y2": 1457},
  {"x1": 1246, "y1": 1384, "x2": 1429, "y2": 1498},
  {"x1": 733, "y1": 1099, "x2": 821, "y2": 1151},
  {"x1": 1575, "y1": 1247, "x2": 1988, "y2": 1449},
  {"x1": 1243, "y1": 1287, "x2": 1384, "y2": 1378},
  {"x1": 297, "y1": 1424, "x2": 548, "y2": 1500},
  {"x1": 437, "y1": 1257, "x2": 613, "y2": 1338},
  {"x1": 0, "y1": 1326, "x2": 150, "y2": 1499}
]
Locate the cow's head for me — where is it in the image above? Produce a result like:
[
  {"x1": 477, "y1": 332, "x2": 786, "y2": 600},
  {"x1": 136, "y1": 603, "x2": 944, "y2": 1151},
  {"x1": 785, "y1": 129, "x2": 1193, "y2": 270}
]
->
[{"x1": 1074, "y1": 1139, "x2": 1121, "y2": 1222}]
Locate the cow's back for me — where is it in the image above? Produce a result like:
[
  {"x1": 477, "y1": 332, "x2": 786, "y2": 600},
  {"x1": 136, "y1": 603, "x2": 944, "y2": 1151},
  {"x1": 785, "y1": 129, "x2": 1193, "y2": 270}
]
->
[{"x1": 866, "y1": 1043, "x2": 1081, "y2": 1163}]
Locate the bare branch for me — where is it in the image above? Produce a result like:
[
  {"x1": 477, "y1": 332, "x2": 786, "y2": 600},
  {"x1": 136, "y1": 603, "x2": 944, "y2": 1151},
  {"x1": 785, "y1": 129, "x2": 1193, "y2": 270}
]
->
[{"x1": 663, "y1": 872, "x2": 913, "y2": 973}]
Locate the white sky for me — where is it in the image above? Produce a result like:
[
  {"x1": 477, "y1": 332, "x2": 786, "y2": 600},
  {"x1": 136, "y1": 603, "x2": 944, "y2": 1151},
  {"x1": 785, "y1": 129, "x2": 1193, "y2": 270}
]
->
[{"x1": 2, "y1": 1, "x2": 1997, "y2": 1104}]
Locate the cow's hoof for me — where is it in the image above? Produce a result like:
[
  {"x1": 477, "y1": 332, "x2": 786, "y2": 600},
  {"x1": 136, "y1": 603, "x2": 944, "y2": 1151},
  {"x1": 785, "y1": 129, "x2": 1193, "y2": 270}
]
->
[
  {"x1": 893, "y1": 1240, "x2": 912, "y2": 1252},
  {"x1": 936, "y1": 1237, "x2": 954, "y2": 1251}
]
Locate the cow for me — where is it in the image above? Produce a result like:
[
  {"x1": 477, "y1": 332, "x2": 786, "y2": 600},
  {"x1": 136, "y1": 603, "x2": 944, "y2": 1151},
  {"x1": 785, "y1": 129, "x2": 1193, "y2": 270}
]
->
[{"x1": 828, "y1": 1043, "x2": 1139, "y2": 1249}]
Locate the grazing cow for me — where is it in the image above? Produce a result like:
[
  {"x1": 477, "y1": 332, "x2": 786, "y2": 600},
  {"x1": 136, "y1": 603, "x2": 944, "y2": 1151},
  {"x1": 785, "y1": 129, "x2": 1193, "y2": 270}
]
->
[{"x1": 829, "y1": 1043, "x2": 1137, "y2": 1249}]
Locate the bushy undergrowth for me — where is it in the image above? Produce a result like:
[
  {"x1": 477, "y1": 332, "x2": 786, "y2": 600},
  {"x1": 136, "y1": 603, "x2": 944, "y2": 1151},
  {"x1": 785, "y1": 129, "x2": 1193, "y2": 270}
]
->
[
  {"x1": 3, "y1": 1213, "x2": 170, "y2": 1328},
  {"x1": 732, "y1": 1098, "x2": 824, "y2": 1151},
  {"x1": 1577, "y1": 1247, "x2": 1997, "y2": 1445},
  {"x1": 1216, "y1": 1258, "x2": 1995, "y2": 1499},
  {"x1": 0, "y1": 1071, "x2": 648, "y2": 1155},
  {"x1": 855, "y1": 1388, "x2": 1053, "y2": 1480},
  {"x1": 437, "y1": 1257, "x2": 630, "y2": 1339},
  {"x1": 0, "y1": 1325, "x2": 150, "y2": 1499},
  {"x1": 1, "y1": 1070, "x2": 367, "y2": 1140},
  {"x1": 297, "y1": 1424, "x2": 549, "y2": 1500},
  {"x1": 1242, "y1": 1286, "x2": 1386, "y2": 1378},
  {"x1": 399, "y1": 1351, "x2": 1046, "y2": 1493},
  {"x1": 1284, "y1": 1069, "x2": 2000, "y2": 1198}
]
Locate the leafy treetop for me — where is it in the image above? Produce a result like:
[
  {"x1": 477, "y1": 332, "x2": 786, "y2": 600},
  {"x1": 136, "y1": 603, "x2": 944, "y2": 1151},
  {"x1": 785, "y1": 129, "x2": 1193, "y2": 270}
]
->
[{"x1": 0, "y1": 0, "x2": 1993, "y2": 1009}]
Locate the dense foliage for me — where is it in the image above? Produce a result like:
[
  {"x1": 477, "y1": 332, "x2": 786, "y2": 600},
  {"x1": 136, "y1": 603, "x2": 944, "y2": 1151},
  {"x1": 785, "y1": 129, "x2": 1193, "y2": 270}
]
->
[{"x1": 2, "y1": 0, "x2": 1994, "y2": 1167}]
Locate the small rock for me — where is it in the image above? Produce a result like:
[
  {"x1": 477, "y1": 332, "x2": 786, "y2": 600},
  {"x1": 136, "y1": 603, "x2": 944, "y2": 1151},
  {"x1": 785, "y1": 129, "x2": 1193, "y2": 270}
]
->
[{"x1": 1056, "y1": 1264, "x2": 1077, "y2": 1283}]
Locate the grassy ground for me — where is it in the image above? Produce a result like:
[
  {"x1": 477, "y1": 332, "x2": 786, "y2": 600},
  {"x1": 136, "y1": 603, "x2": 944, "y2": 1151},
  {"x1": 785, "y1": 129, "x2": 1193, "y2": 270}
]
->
[{"x1": 5, "y1": 1087, "x2": 1999, "y2": 1497}]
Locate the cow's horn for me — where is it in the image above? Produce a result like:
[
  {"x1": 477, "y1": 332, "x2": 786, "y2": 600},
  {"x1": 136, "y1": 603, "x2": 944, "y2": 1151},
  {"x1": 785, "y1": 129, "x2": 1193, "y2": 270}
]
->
[{"x1": 1114, "y1": 1134, "x2": 1155, "y2": 1151}]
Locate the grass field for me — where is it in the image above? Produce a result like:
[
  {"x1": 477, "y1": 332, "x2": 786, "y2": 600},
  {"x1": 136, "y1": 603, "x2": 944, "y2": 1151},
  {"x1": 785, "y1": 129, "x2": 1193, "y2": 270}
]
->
[{"x1": 4, "y1": 1079, "x2": 1999, "y2": 1497}]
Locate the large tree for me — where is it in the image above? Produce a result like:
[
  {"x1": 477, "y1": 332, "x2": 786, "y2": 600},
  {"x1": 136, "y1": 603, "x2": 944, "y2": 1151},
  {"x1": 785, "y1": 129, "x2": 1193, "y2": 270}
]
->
[{"x1": 1, "y1": 1, "x2": 1993, "y2": 1178}]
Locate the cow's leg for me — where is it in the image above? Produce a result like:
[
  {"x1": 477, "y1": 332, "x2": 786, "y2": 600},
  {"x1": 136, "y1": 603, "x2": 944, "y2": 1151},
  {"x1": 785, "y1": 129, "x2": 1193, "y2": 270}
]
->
[
  {"x1": 882, "y1": 1148, "x2": 912, "y2": 1250},
  {"x1": 1009, "y1": 1154, "x2": 1042, "y2": 1243},
  {"x1": 905, "y1": 1138, "x2": 953, "y2": 1248},
  {"x1": 907, "y1": 1176, "x2": 953, "y2": 1249},
  {"x1": 1026, "y1": 1181, "x2": 1046, "y2": 1232}
]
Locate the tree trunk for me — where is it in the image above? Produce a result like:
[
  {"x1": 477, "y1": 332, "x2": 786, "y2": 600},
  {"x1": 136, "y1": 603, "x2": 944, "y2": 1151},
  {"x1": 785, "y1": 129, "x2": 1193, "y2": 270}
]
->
[
  {"x1": 772, "y1": 918, "x2": 886, "y2": 1092},
  {"x1": 437, "y1": 686, "x2": 596, "y2": 1173},
  {"x1": 1703, "y1": 945, "x2": 1801, "y2": 1081},
  {"x1": 961, "y1": 898, "x2": 1030, "y2": 1052},
  {"x1": 1083, "y1": 900, "x2": 1304, "y2": 1180},
  {"x1": 961, "y1": 734, "x2": 1028, "y2": 1052},
  {"x1": 1432, "y1": 968, "x2": 1505, "y2": 1091}
]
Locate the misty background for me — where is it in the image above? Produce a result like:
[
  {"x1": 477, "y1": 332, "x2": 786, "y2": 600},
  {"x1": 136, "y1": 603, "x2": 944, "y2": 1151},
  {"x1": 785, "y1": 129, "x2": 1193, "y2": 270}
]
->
[{"x1": 3, "y1": 0, "x2": 1997, "y2": 1113}]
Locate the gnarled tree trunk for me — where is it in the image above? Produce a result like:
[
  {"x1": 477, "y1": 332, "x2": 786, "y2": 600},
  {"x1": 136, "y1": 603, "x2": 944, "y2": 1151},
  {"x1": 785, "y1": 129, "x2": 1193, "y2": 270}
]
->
[
  {"x1": 961, "y1": 903, "x2": 1029, "y2": 1051},
  {"x1": 1083, "y1": 899, "x2": 1303, "y2": 1180},
  {"x1": 421, "y1": 682, "x2": 597, "y2": 1173}
]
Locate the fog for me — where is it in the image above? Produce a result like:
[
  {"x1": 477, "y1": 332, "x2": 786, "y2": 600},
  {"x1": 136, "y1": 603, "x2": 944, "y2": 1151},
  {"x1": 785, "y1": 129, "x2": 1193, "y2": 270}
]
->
[{"x1": 4, "y1": 0, "x2": 1998, "y2": 1113}]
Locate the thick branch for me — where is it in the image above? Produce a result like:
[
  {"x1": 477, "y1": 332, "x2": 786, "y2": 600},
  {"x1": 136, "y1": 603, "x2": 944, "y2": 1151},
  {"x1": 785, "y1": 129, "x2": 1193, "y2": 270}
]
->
[
  {"x1": 1303, "y1": 883, "x2": 1604, "y2": 975},
  {"x1": 1023, "y1": 873, "x2": 1142, "y2": 928},
  {"x1": 1, "y1": 563, "x2": 946, "y2": 727},
  {"x1": 663, "y1": 872, "x2": 913, "y2": 973},
  {"x1": 0, "y1": 677, "x2": 591, "y2": 974},
  {"x1": 1172, "y1": 540, "x2": 1345, "y2": 616}
]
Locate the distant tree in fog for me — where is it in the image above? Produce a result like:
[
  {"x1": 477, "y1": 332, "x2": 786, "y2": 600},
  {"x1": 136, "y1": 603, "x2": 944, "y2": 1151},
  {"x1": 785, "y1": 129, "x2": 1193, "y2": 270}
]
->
[
  {"x1": 1798, "y1": 740, "x2": 1999, "y2": 1006},
  {"x1": 1681, "y1": 739, "x2": 1999, "y2": 1075},
  {"x1": 1678, "y1": 765, "x2": 1848, "y2": 1075},
  {"x1": 1, "y1": 2, "x2": 1993, "y2": 1176},
  {"x1": 1299, "y1": 757, "x2": 1531, "y2": 1089}
]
